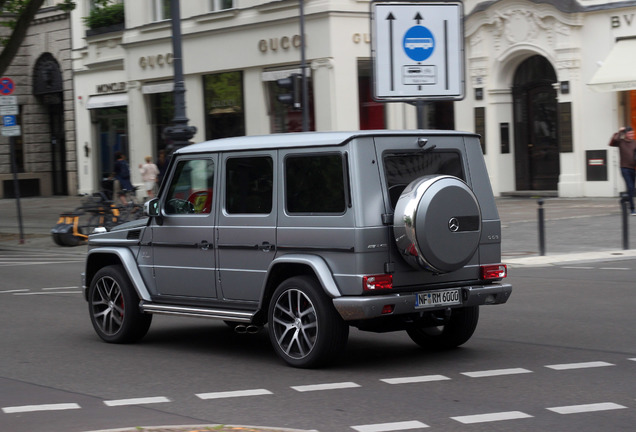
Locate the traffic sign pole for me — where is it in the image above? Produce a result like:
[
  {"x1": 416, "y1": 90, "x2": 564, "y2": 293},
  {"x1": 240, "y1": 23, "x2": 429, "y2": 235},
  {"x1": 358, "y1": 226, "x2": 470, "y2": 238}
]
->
[
  {"x1": 10, "y1": 136, "x2": 25, "y2": 243},
  {"x1": 0, "y1": 76, "x2": 24, "y2": 242}
]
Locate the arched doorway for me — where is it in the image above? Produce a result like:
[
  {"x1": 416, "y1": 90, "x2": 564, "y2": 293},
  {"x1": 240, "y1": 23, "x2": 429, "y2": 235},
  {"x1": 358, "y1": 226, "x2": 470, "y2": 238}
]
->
[
  {"x1": 513, "y1": 55, "x2": 559, "y2": 191},
  {"x1": 33, "y1": 53, "x2": 67, "y2": 195}
]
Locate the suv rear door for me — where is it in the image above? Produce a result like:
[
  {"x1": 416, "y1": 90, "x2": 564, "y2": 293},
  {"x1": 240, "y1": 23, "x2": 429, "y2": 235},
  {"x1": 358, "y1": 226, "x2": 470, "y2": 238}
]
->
[{"x1": 216, "y1": 150, "x2": 277, "y2": 302}]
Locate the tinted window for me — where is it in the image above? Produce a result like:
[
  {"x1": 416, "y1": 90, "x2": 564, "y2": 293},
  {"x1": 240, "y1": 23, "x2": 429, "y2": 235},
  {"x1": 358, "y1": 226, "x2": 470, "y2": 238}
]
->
[
  {"x1": 165, "y1": 159, "x2": 215, "y2": 214},
  {"x1": 225, "y1": 157, "x2": 273, "y2": 214},
  {"x1": 384, "y1": 151, "x2": 463, "y2": 209},
  {"x1": 286, "y1": 154, "x2": 346, "y2": 214}
]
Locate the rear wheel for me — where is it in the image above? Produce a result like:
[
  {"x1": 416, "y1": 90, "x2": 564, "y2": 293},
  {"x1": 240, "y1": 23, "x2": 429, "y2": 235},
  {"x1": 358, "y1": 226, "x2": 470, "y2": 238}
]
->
[
  {"x1": 88, "y1": 265, "x2": 152, "y2": 343},
  {"x1": 268, "y1": 276, "x2": 349, "y2": 368},
  {"x1": 407, "y1": 306, "x2": 479, "y2": 349}
]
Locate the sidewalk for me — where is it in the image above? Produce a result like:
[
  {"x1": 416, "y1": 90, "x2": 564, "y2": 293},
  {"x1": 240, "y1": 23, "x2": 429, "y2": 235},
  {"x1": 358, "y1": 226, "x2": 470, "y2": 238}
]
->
[{"x1": 2, "y1": 195, "x2": 636, "y2": 265}]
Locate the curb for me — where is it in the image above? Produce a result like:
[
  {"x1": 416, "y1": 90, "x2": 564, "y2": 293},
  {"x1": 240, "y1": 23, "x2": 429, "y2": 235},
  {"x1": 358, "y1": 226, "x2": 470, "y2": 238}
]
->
[{"x1": 504, "y1": 249, "x2": 636, "y2": 267}]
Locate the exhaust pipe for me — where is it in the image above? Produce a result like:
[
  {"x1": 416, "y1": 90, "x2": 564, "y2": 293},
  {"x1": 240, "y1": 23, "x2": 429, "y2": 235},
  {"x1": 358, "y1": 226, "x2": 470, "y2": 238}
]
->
[{"x1": 234, "y1": 324, "x2": 261, "y2": 334}]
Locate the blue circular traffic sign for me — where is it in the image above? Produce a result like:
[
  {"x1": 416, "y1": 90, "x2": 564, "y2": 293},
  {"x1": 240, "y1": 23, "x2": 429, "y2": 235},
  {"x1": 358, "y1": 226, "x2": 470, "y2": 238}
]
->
[
  {"x1": 403, "y1": 26, "x2": 435, "y2": 62},
  {"x1": 0, "y1": 77, "x2": 15, "y2": 95}
]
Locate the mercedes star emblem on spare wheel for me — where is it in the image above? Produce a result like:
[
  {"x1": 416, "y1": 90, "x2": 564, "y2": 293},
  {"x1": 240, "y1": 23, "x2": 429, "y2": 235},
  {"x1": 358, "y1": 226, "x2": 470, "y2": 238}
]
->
[{"x1": 448, "y1": 217, "x2": 460, "y2": 232}]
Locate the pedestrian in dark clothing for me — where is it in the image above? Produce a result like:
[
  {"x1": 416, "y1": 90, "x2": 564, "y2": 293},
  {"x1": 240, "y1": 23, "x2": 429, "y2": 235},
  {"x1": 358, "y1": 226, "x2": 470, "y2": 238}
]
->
[
  {"x1": 156, "y1": 149, "x2": 168, "y2": 186},
  {"x1": 114, "y1": 152, "x2": 133, "y2": 204},
  {"x1": 609, "y1": 126, "x2": 636, "y2": 215}
]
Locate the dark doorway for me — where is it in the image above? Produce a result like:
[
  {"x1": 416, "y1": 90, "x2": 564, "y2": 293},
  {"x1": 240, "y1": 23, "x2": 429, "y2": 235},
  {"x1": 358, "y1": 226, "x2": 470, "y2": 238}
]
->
[
  {"x1": 49, "y1": 98, "x2": 67, "y2": 195},
  {"x1": 33, "y1": 53, "x2": 68, "y2": 195},
  {"x1": 95, "y1": 107, "x2": 128, "y2": 188},
  {"x1": 513, "y1": 55, "x2": 559, "y2": 190}
]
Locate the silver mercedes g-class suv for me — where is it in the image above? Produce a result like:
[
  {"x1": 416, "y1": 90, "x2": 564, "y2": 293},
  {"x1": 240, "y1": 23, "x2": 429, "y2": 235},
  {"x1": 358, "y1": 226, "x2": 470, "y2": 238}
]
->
[{"x1": 82, "y1": 130, "x2": 511, "y2": 368}]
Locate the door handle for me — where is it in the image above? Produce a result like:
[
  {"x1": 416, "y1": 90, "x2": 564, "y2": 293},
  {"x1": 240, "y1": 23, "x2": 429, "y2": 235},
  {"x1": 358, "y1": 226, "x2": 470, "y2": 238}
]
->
[
  {"x1": 259, "y1": 241, "x2": 274, "y2": 252},
  {"x1": 198, "y1": 240, "x2": 212, "y2": 250}
]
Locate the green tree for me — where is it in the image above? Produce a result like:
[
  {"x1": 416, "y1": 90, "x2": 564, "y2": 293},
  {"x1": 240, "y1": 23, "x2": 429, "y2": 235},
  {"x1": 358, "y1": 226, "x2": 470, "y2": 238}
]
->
[{"x1": 0, "y1": 0, "x2": 75, "y2": 77}]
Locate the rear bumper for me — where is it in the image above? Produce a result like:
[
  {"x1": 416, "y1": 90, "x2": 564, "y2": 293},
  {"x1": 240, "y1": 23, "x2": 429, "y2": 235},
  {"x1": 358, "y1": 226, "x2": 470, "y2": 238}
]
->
[{"x1": 332, "y1": 283, "x2": 512, "y2": 321}]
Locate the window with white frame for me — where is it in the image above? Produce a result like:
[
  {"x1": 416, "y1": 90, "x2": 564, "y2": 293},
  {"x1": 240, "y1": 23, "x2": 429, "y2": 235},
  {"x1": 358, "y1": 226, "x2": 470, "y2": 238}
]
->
[
  {"x1": 210, "y1": 0, "x2": 234, "y2": 12},
  {"x1": 153, "y1": 0, "x2": 171, "y2": 21}
]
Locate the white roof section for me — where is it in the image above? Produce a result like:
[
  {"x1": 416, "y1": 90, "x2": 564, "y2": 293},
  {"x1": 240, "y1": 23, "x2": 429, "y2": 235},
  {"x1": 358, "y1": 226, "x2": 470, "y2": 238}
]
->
[{"x1": 177, "y1": 130, "x2": 477, "y2": 154}]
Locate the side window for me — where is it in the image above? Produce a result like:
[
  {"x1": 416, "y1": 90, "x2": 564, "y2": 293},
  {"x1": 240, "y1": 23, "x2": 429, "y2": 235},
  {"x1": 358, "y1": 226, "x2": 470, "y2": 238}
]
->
[
  {"x1": 286, "y1": 153, "x2": 346, "y2": 214},
  {"x1": 225, "y1": 157, "x2": 273, "y2": 214},
  {"x1": 165, "y1": 159, "x2": 215, "y2": 215}
]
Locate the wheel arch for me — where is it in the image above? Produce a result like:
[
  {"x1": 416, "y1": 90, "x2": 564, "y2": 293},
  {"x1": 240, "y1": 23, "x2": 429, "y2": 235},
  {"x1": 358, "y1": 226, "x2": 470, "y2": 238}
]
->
[
  {"x1": 84, "y1": 248, "x2": 152, "y2": 302},
  {"x1": 257, "y1": 254, "x2": 341, "y2": 324}
]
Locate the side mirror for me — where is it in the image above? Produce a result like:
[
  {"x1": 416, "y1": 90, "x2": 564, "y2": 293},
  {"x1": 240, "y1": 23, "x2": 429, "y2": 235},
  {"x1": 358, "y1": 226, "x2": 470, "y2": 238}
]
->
[{"x1": 144, "y1": 198, "x2": 160, "y2": 217}]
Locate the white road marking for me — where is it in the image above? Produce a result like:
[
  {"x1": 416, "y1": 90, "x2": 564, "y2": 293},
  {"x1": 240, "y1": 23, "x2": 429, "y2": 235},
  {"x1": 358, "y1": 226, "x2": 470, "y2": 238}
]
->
[
  {"x1": 561, "y1": 266, "x2": 595, "y2": 270},
  {"x1": 599, "y1": 267, "x2": 631, "y2": 270},
  {"x1": 547, "y1": 402, "x2": 627, "y2": 414},
  {"x1": 0, "y1": 289, "x2": 29, "y2": 294},
  {"x1": 196, "y1": 389, "x2": 272, "y2": 400},
  {"x1": 42, "y1": 286, "x2": 80, "y2": 290},
  {"x1": 462, "y1": 368, "x2": 532, "y2": 378},
  {"x1": 291, "y1": 382, "x2": 360, "y2": 392},
  {"x1": 2, "y1": 403, "x2": 81, "y2": 414},
  {"x1": 351, "y1": 420, "x2": 429, "y2": 431},
  {"x1": 451, "y1": 411, "x2": 533, "y2": 424},
  {"x1": 381, "y1": 375, "x2": 450, "y2": 385},
  {"x1": 104, "y1": 396, "x2": 171, "y2": 407},
  {"x1": 13, "y1": 291, "x2": 81, "y2": 295},
  {"x1": 545, "y1": 361, "x2": 614, "y2": 370}
]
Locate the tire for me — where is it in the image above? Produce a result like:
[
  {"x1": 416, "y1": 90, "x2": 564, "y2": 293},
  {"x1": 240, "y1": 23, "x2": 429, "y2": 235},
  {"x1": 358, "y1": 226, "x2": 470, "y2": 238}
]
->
[
  {"x1": 406, "y1": 306, "x2": 479, "y2": 350},
  {"x1": 88, "y1": 265, "x2": 152, "y2": 344},
  {"x1": 268, "y1": 276, "x2": 349, "y2": 368},
  {"x1": 52, "y1": 233, "x2": 66, "y2": 246}
]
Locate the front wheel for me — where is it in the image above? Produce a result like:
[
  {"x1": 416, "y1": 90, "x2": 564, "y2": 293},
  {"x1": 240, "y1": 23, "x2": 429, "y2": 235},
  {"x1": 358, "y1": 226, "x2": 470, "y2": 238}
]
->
[
  {"x1": 88, "y1": 265, "x2": 152, "y2": 343},
  {"x1": 406, "y1": 306, "x2": 479, "y2": 350},
  {"x1": 268, "y1": 276, "x2": 349, "y2": 368}
]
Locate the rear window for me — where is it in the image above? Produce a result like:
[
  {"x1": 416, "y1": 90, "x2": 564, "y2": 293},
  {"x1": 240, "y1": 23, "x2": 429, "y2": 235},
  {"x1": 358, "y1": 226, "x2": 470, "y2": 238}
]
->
[{"x1": 384, "y1": 151, "x2": 464, "y2": 209}]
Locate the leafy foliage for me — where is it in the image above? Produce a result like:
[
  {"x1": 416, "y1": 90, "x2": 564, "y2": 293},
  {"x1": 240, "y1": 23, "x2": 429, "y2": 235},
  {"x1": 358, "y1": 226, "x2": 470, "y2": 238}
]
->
[
  {"x1": 82, "y1": 1, "x2": 124, "y2": 29},
  {"x1": 0, "y1": 0, "x2": 76, "y2": 76}
]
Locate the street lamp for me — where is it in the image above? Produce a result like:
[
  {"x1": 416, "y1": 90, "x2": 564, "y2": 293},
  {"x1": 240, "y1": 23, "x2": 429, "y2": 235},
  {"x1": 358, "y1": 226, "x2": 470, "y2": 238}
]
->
[{"x1": 164, "y1": 0, "x2": 197, "y2": 155}]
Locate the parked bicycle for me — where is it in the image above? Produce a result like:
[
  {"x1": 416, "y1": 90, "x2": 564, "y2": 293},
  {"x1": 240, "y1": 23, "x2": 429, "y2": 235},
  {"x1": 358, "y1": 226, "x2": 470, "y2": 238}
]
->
[{"x1": 51, "y1": 189, "x2": 145, "y2": 246}]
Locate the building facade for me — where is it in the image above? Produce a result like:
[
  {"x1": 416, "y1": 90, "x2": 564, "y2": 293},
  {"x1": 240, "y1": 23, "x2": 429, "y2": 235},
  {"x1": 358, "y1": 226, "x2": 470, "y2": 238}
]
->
[
  {"x1": 0, "y1": 2, "x2": 75, "y2": 198},
  {"x1": 71, "y1": 0, "x2": 636, "y2": 198}
]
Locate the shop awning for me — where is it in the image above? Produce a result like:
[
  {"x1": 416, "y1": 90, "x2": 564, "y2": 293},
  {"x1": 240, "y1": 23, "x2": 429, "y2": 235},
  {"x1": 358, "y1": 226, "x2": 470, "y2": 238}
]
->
[
  {"x1": 588, "y1": 37, "x2": 636, "y2": 92},
  {"x1": 86, "y1": 93, "x2": 129, "y2": 109}
]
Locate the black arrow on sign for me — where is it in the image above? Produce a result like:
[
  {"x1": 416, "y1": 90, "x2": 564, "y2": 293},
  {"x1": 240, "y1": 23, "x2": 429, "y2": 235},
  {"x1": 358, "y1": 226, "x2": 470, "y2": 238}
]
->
[
  {"x1": 387, "y1": 12, "x2": 395, "y2": 91},
  {"x1": 414, "y1": 12, "x2": 423, "y2": 24}
]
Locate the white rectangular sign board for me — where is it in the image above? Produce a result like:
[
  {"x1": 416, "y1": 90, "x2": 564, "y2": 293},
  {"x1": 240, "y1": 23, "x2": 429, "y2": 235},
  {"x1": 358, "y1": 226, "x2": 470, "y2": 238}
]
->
[
  {"x1": 0, "y1": 105, "x2": 18, "y2": 115},
  {"x1": 0, "y1": 95, "x2": 17, "y2": 105},
  {"x1": 372, "y1": 1, "x2": 464, "y2": 101},
  {"x1": 2, "y1": 125, "x2": 21, "y2": 136}
]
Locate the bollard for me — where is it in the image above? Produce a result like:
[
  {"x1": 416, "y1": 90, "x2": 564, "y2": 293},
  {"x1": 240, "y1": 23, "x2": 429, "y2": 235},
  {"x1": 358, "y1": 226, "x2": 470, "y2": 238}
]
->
[
  {"x1": 620, "y1": 192, "x2": 630, "y2": 250},
  {"x1": 537, "y1": 199, "x2": 545, "y2": 256}
]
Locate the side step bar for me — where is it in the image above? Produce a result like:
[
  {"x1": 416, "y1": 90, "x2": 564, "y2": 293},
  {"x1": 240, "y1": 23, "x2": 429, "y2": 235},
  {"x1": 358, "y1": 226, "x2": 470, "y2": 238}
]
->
[{"x1": 139, "y1": 302, "x2": 255, "y2": 323}]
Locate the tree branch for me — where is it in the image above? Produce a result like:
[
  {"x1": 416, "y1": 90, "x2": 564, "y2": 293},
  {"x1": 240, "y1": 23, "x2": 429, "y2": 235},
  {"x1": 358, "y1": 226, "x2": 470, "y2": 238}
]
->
[{"x1": 0, "y1": 0, "x2": 47, "y2": 77}]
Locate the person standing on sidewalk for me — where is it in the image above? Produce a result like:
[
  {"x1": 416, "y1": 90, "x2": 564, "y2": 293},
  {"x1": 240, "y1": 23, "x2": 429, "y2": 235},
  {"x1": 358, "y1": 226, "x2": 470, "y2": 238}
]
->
[
  {"x1": 609, "y1": 126, "x2": 636, "y2": 215},
  {"x1": 139, "y1": 156, "x2": 159, "y2": 198}
]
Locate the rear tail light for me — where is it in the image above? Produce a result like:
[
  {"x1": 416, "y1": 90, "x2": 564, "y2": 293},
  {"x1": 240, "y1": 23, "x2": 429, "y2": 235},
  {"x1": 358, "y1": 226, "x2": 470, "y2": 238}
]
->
[
  {"x1": 363, "y1": 274, "x2": 393, "y2": 291},
  {"x1": 480, "y1": 264, "x2": 507, "y2": 280}
]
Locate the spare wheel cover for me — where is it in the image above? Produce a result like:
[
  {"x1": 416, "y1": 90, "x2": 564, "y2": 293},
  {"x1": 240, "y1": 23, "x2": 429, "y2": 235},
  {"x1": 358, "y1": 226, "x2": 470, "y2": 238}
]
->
[{"x1": 393, "y1": 175, "x2": 481, "y2": 272}]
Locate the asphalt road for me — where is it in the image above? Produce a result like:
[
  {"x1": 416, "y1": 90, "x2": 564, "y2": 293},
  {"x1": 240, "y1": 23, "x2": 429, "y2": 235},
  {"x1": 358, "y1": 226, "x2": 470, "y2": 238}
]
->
[{"x1": 1, "y1": 249, "x2": 636, "y2": 431}]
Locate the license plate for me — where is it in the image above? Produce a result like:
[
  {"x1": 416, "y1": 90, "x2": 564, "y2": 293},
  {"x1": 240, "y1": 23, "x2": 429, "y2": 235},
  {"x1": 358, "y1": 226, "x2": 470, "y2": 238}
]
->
[{"x1": 415, "y1": 289, "x2": 461, "y2": 308}]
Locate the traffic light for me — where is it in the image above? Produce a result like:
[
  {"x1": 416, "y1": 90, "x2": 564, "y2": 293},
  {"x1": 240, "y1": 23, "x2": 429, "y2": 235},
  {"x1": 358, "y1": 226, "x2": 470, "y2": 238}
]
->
[{"x1": 276, "y1": 73, "x2": 302, "y2": 110}]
